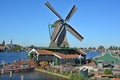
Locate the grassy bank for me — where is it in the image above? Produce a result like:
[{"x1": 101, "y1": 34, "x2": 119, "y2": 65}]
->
[{"x1": 35, "y1": 68, "x2": 70, "y2": 79}]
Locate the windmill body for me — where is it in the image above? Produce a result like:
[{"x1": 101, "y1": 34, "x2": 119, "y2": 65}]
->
[
  {"x1": 45, "y1": 2, "x2": 84, "y2": 48},
  {"x1": 49, "y1": 20, "x2": 69, "y2": 47}
]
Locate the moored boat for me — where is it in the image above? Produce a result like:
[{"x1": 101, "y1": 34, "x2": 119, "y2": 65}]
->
[{"x1": 0, "y1": 65, "x2": 34, "y2": 74}]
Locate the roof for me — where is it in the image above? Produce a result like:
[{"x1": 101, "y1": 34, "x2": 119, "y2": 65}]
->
[
  {"x1": 42, "y1": 47, "x2": 77, "y2": 50},
  {"x1": 36, "y1": 49, "x2": 53, "y2": 55},
  {"x1": 0, "y1": 46, "x2": 5, "y2": 50},
  {"x1": 94, "y1": 52, "x2": 120, "y2": 64},
  {"x1": 40, "y1": 47, "x2": 86, "y2": 55},
  {"x1": 54, "y1": 52, "x2": 79, "y2": 59},
  {"x1": 31, "y1": 49, "x2": 79, "y2": 59},
  {"x1": 77, "y1": 49, "x2": 86, "y2": 56},
  {"x1": 112, "y1": 78, "x2": 120, "y2": 80}
]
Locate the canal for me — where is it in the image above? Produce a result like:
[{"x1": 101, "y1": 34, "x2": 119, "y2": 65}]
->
[{"x1": 0, "y1": 52, "x2": 68, "y2": 80}]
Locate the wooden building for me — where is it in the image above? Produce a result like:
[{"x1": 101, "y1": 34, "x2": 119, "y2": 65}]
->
[{"x1": 28, "y1": 48, "x2": 86, "y2": 66}]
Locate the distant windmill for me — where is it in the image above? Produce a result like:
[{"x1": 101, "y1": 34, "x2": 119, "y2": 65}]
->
[{"x1": 45, "y1": 2, "x2": 84, "y2": 47}]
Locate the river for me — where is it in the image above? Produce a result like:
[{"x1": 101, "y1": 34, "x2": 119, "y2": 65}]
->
[{"x1": 0, "y1": 52, "x2": 68, "y2": 80}]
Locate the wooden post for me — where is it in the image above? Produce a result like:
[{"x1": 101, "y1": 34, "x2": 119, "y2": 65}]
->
[
  {"x1": 21, "y1": 75, "x2": 24, "y2": 80},
  {"x1": 10, "y1": 71, "x2": 13, "y2": 80},
  {"x1": 1, "y1": 69, "x2": 4, "y2": 74}
]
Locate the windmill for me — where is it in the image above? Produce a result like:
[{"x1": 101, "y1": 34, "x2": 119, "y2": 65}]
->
[{"x1": 45, "y1": 2, "x2": 84, "y2": 48}]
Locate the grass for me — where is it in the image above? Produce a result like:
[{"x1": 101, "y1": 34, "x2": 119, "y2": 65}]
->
[{"x1": 35, "y1": 68, "x2": 70, "y2": 79}]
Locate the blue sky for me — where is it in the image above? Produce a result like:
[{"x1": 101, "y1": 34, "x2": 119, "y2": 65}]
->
[{"x1": 0, "y1": 0, "x2": 120, "y2": 48}]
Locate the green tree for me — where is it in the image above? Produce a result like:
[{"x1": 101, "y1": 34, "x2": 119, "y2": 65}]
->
[
  {"x1": 119, "y1": 47, "x2": 120, "y2": 50},
  {"x1": 108, "y1": 46, "x2": 113, "y2": 50},
  {"x1": 88, "y1": 47, "x2": 92, "y2": 51},
  {"x1": 93, "y1": 47, "x2": 96, "y2": 51},
  {"x1": 2, "y1": 40, "x2": 5, "y2": 46},
  {"x1": 97, "y1": 45, "x2": 105, "y2": 52},
  {"x1": 13, "y1": 45, "x2": 22, "y2": 51},
  {"x1": 104, "y1": 69, "x2": 112, "y2": 75},
  {"x1": 30, "y1": 45, "x2": 34, "y2": 48}
]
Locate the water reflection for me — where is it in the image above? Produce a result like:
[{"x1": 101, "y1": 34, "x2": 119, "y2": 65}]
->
[{"x1": 0, "y1": 71, "x2": 68, "y2": 80}]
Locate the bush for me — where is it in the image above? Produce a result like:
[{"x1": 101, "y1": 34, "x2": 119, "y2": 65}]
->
[
  {"x1": 104, "y1": 69, "x2": 112, "y2": 75},
  {"x1": 69, "y1": 73, "x2": 88, "y2": 80}
]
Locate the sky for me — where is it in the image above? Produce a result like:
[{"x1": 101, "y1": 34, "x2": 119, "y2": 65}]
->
[{"x1": 0, "y1": 0, "x2": 120, "y2": 48}]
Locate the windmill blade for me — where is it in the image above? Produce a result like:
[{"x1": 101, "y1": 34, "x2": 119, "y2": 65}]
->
[
  {"x1": 51, "y1": 25, "x2": 61, "y2": 41},
  {"x1": 45, "y1": 2, "x2": 62, "y2": 19},
  {"x1": 56, "y1": 27, "x2": 66, "y2": 47},
  {"x1": 66, "y1": 24, "x2": 84, "y2": 41},
  {"x1": 65, "y1": 5, "x2": 77, "y2": 21},
  {"x1": 53, "y1": 25, "x2": 66, "y2": 45}
]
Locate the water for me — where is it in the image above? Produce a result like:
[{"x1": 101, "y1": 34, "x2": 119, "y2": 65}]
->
[
  {"x1": 0, "y1": 52, "x2": 27, "y2": 64},
  {"x1": 0, "y1": 52, "x2": 68, "y2": 80},
  {"x1": 0, "y1": 71, "x2": 67, "y2": 80},
  {"x1": 86, "y1": 52, "x2": 102, "y2": 59}
]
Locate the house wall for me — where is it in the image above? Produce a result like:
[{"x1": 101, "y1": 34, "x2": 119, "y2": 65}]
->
[
  {"x1": 28, "y1": 51, "x2": 38, "y2": 59},
  {"x1": 59, "y1": 58, "x2": 77, "y2": 64},
  {"x1": 38, "y1": 55, "x2": 55, "y2": 62},
  {"x1": 37, "y1": 55, "x2": 79, "y2": 65}
]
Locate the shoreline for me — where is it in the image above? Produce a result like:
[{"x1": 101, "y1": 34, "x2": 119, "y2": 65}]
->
[{"x1": 35, "y1": 68, "x2": 70, "y2": 79}]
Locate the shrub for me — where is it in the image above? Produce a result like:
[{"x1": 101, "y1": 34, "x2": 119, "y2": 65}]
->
[
  {"x1": 69, "y1": 73, "x2": 88, "y2": 80},
  {"x1": 104, "y1": 69, "x2": 112, "y2": 75}
]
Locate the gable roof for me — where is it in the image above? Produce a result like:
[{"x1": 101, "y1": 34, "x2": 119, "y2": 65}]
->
[
  {"x1": 36, "y1": 49, "x2": 53, "y2": 55},
  {"x1": 94, "y1": 53, "x2": 120, "y2": 64},
  {"x1": 112, "y1": 78, "x2": 120, "y2": 80},
  {"x1": 54, "y1": 52, "x2": 79, "y2": 59},
  {"x1": 30, "y1": 49, "x2": 79, "y2": 59}
]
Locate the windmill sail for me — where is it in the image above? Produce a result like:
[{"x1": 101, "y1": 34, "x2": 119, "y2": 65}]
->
[
  {"x1": 66, "y1": 25, "x2": 84, "y2": 41},
  {"x1": 45, "y1": 2, "x2": 84, "y2": 47},
  {"x1": 56, "y1": 26, "x2": 66, "y2": 46},
  {"x1": 51, "y1": 24, "x2": 61, "y2": 41},
  {"x1": 45, "y1": 2, "x2": 62, "y2": 19},
  {"x1": 65, "y1": 5, "x2": 77, "y2": 22},
  {"x1": 53, "y1": 25, "x2": 66, "y2": 43}
]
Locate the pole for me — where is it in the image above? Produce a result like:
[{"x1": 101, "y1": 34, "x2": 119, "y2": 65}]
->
[
  {"x1": 21, "y1": 75, "x2": 24, "y2": 80},
  {"x1": 10, "y1": 71, "x2": 13, "y2": 80},
  {"x1": 1, "y1": 69, "x2": 4, "y2": 74}
]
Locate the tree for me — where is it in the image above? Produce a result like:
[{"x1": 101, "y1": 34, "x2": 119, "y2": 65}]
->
[
  {"x1": 13, "y1": 45, "x2": 22, "y2": 51},
  {"x1": 108, "y1": 46, "x2": 113, "y2": 50},
  {"x1": 88, "y1": 47, "x2": 92, "y2": 51},
  {"x1": 2, "y1": 40, "x2": 5, "y2": 46},
  {"x1": 97, "y1": 45, "x2": 105, "y2": 52},
  {"x1": 30, "y1": 45, "x2": 34, "y2": 48},
  {"x1": 93, "y1": 47, "x2": 96, "y2": 51}
]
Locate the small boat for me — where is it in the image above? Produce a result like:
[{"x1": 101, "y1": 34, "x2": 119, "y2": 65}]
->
[{"x1": 0, "y1": 65, "x2": 34, "y2": 74}]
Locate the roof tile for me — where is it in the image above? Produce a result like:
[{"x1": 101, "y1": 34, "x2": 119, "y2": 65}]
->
[{"x1": 36, "y1": 49, "x2": 79, "y2": 59}]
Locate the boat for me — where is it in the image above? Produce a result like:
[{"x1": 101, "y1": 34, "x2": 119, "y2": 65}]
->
[{"x1": 0, "y1": 65, "x2": 34, "y2": 74}]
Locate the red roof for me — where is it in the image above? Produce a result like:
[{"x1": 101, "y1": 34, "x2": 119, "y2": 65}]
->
[
  {"x1": 54, "y1": 52, "x2": 79, "y2": 59},
  {"x1": 36, "y1": 49, "x2": 53, "y2": 55},
  {"x1": 0, "y1": 46, "x2": 5, "y2": 50},
  {"x1": 112, "y1": 78, "x2": 120, "y2": 80},
  {"x1": 36, "y1": 49, "x2": 79, "y2": 59}
]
